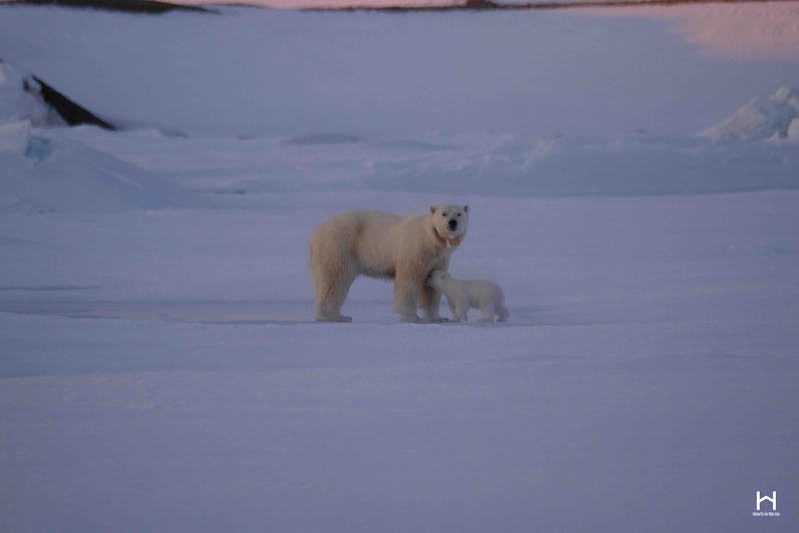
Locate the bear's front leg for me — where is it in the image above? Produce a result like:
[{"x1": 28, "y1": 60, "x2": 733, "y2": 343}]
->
[
  {"x1": 394, "y1": 269, "x2": 422, "y2": 322},
  {"x1": 454, "y1": 294, "x2": 470, "y2": 322},
  {"x1": 419, "y1": 284, "x2": 442, "y2": 323}
]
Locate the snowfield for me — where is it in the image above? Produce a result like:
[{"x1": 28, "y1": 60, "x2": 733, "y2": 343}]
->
[
  {"x1": 1, "y1": 3, "x2": 798, "y2": 532},
  {"x1": 2, "y1": 189, "x2": 797, "y2": 532}
]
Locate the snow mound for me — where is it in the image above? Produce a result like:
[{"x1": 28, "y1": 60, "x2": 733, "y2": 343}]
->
[
  {"x1": 1, "y1": 59, "x2": 116, "y2": 130},
  {"x1": 700, "y1": 87, "x2": 799, "y2": 141},
  {"x1": 292, "y1": 134, "x2": 799, "y2": 197},
  {"x1": 1, "y1": 60, "x2": 203, "y2": 214},
  {"x1": 383, "y1": 136, "x2": 799, "y2": 195},
  {"x1": 0, "y1": 61, "x2": 64, "y2": 127},
  {"x1": 0, "y1": 138, "x2": 206, "y2": 214},
  {"x1": 0, "y1": 121, "x2": 205, "y2": 214},
  {"x1": 0, "y1": 119, "x2": 32, "y2": 152}
]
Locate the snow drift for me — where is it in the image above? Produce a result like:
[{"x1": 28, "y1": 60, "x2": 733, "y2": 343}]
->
[
  {"x1": 700, "y1": 86, "x2": 799, "y2": 142},
  {"x1": 1, "y1": 62, "x2": 203, "y2": 214},
  {"x1": 66, "y1": 128, "x2": 799, "y2": 202},
  {"x1": 0, "y1": 132, "x2": 206, "y2": 213},
  {"x1": 0, "y1": 60, "x2": 64, "y2": 127},
  {"x1": 0, "y1": 60, "x2": 114, "y2": 129}
]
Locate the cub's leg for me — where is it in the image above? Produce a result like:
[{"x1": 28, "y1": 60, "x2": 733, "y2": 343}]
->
[
  {"x1": 445, "y1": 294, "x2": 458, "y2": 321},
  {"x1": 478, "y1": 302, "x2": 496, "y2": 322},
  {"x1": 454, "y1": 294, "x2": 470, "y2": 322}
]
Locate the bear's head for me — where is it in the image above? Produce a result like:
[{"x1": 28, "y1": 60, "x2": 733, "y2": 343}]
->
[
  {"x1": 426, "y1": 269, "x2": 450, "y2": 289},
  {"x1": 429, "y1": 204, "x2": 469, "y2": 247}
]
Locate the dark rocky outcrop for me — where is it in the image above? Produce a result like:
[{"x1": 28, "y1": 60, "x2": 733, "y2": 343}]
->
[
  {"x1": 28, "y1": 76, "x2": 116, "y2": 130},
  {"x1": 304, "y1": 0, "x2": 792, "y2": 13},
  {"x1": 6, "y1": 0, "x2": 215, "y2": 14}
]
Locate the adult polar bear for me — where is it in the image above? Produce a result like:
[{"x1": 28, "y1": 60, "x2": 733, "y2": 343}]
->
[{"x1": 310, "y1": 205, "x2": 469, "y2": 322}]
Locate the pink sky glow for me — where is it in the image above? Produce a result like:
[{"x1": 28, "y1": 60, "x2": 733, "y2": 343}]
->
[{"x1": 581, "y1": 3, "x2": 799, "y2": 60}]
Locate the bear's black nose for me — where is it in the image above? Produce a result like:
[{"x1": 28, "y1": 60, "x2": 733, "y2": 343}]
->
[{"x1": 448, "y1": 219, "x2": 457, "y2": 230}]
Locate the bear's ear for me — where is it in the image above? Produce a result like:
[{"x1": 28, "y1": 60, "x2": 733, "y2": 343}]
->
[
  {"x1": 429, "y1": 206, "x2": 437, "y2": 215},
  {"x1": 463, "y1": 205, "x2": 469, "y2": 213}
]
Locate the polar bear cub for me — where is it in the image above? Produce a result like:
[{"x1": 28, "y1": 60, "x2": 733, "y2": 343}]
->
[{"x1": 427, "y1": 270, "x2": 509, "y2": 323}]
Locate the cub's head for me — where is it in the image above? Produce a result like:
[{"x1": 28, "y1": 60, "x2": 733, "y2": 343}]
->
[
  {"x1": 429, "y1": 204, "x2": 469, "y2": 245},
  {"x1": 426, "y1": 269, "x2": 450, "y2": 289}
]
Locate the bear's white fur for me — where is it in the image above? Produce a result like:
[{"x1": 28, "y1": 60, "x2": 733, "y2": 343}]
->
[
  {"x1": 309, "y1": 205, "x2": 469, "y2": 322},
  {"x1": 427, "y1": 270, "x2": 509, "y2": 323}
]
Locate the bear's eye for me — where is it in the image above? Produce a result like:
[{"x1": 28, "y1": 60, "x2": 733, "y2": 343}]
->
[
  {"x1": 441, "y1": 212, "x2": 447, "y2": 217},
  {"x1": 457, "y1": 213, "x2": 461, "y2": 217}
]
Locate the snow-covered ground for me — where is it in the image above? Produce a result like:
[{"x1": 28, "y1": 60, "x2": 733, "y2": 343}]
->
[
  {"x1": 1, "y1": 3, "x2": 798, "y2": 532},
  {"x1": 2, "y1": 188, "x2": 797, "y2": 532}
]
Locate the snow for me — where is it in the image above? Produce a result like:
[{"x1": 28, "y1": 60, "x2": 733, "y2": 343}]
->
[
  {"x1": 0, "y1": 60, "x2": 203, "y2": 214},
  {"x1": 0, "y1": 61, "x2": 63, "y2": 127},
  {"x1": 22, "y1": 126, "x2": 799, "y2": 202},
  {"x1": 0, "y1": 126, "x2": 204, "y2": 213},
  {"x1": 1, "y1": 191, "x2": 798, "y2": 532},
  {"x1": 1, "y1": 3, "x2": 798, "y2": 532},
  {"x1": 0, "y1": 119, "x2": 31, "y2": 152},
  {"x1": 700, "y1": 86, "x2": 799, "y2": 141},
  {"x1": 0, "y1": 63, "x2": 203, "y2": 213}
]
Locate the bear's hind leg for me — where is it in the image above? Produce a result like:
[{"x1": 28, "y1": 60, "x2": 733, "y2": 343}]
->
[{"x1": 313, "y1": 261, "x2": 356, "y2": 322}]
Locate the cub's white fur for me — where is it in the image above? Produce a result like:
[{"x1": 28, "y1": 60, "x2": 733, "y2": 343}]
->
[
  {"x1": 427, "y1": 270, "x2": 509, "y2": 323},
  {"x1": 309, "y1": 205, "x2": 469, "y2": 322}
]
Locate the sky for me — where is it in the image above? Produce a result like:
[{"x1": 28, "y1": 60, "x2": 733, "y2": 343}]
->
[{"x1": 584, "y1": 3, "x2": 799, "y2": 60}]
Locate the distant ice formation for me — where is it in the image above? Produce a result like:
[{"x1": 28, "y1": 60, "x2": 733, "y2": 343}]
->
[
  {"x1": 1, "y1": 61, "x2": 201, "y2": 214},
  {"x1": 0, "y1": 61, "x2": 64, "y2": 127},
  {"x1": 700, "y1": 87, "x2": 799, "y2": 142}
]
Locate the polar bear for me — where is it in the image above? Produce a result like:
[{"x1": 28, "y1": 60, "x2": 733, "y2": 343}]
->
[
  {"x1": 426, "y1": 270, "x2": 509, "y2": 323},
  {"x1": 309, "y1": 205, "x2": 469, "y2": 322}
]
